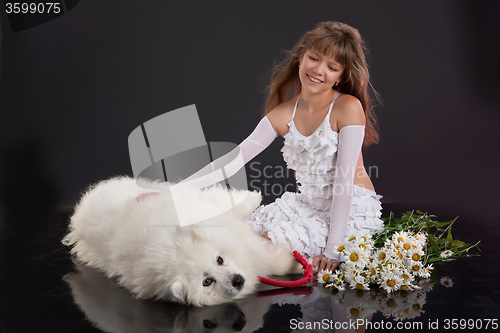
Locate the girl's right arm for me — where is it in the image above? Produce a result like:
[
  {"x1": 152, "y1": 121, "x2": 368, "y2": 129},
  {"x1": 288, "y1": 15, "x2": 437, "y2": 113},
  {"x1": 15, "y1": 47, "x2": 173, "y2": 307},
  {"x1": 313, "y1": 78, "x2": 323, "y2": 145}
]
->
[{"x1": 137, "y1": 102, "x2": 290, "y2": 200}]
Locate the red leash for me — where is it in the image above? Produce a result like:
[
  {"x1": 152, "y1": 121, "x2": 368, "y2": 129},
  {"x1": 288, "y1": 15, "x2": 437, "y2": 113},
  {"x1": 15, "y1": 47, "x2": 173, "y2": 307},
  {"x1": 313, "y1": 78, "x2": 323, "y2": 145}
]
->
[
  {"x1": 257, "y1": 286, "x2": 313, "y2": 297},
  {"x1": 258, "y1": 251, "x2": 313, "y2": 288}
]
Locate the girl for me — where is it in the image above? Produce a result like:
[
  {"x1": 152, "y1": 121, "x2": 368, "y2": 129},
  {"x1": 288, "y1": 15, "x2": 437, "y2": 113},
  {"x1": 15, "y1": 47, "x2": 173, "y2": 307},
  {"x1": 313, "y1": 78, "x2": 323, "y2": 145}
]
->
[{"x1": 141, "y1": 21, "x2": 384, "y2": 273}]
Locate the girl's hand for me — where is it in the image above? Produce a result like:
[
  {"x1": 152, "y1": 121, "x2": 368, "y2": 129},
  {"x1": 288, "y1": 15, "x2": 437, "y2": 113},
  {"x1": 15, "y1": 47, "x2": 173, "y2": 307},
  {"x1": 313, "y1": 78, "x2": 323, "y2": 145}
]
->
[
  {"x1": 136, "y1": 192, "x2": 159, "y2": 201},
  {"x1": 312, "y1": 254, "x2": 340, "y2": 272}
]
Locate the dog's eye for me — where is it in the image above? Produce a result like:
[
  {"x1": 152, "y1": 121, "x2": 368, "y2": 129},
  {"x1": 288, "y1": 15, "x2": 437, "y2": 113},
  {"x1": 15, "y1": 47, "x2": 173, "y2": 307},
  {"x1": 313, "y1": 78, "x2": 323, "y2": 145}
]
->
[
  {"x1": 216, "y1": 256, "x2": 223, "y2": 265},
  {"x1": 203, "y1": 320, "x2": 217, "y2": 329},
  {"x1": 203, "y1": 278, "x2": 213, "y2": 286}
]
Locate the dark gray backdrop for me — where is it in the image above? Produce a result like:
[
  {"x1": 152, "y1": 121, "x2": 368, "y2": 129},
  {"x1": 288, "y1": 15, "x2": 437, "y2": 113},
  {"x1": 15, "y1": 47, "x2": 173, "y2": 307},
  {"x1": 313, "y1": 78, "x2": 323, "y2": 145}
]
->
[{"x1": 1, "y1": 1, "x2": 499, "y2": 225}]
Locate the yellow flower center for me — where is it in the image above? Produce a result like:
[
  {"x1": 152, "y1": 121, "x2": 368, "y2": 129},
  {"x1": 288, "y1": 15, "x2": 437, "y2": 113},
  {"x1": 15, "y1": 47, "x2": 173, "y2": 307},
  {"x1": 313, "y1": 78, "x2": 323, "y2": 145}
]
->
[
  {"x1": 350, "y1": 308, "x2": 359, "y2": 317},
  {"x1": 404, "y1": 309, "x2": 409, "y2": 314},
  {"x1": 356, "y1": 283, "x2": 364, "y2": 290},
  {"x1": 370, "y1": 267, "x2": 376, "y2": 276},
  {"x1": 359, "y1": 244, "x2": 366, "y2": 250},
  {"x1": 403, "y1": 243, "x2": 410, "y2": 250},
  {"x1": 412, "y1": 253, "x2": 421, "y2": 261},
  {"x1": 350, "y1": 253, "x2": 359, "y2": 262},
  {"x1": 397, "y1": 252, "x2": 403, "y2": 259},
  {"x1": 379, "y1": 252, "x2": 386, "y2": 260},
  {"x1": 412, "y1": 265, "x2": 420, "y2": 272},
  {"x1": 387, "y1": 279, "x2": 396, "y2": 287},
  {"x1": 322, "y1": 274, "x2": 330, "y2": 282},
  {"x1": 402, "y1": 274, "x2": 409, "y2": 280},
  {"x1": 397, "y1": 236, "x2": 404, "y2": 242},
  {"x1": 337, "y1": 245, "x2": 345, "y2": 252},
  {"x1": 412, "y1": 304, "x2": 421, "y2": 311},
  {"x1": 387, "y1": 299, "x2": 396, "y2": 307},
  {"x1": 349, "y1": 236, "x2": 356, "y2": 241},
  {"x1": 361, "y1": 236, "x2": 367, "y2": 242}
]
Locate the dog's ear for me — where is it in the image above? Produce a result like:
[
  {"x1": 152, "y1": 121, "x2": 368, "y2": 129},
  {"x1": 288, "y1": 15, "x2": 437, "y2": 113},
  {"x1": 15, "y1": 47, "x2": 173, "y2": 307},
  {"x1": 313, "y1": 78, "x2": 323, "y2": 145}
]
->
[
  {"x1": 231, "y1": 190, "x2": 262, "y2": 219},
  {"x1": 170, "y1": 280, "x2": 188, "y2": 304}
]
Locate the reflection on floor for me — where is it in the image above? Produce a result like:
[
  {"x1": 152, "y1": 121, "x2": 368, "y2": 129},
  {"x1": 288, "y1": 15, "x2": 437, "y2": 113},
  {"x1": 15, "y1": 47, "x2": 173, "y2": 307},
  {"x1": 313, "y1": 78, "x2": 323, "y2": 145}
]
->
[{"x1": 0, "y1": 203, "x2": 499, "y2": 332}]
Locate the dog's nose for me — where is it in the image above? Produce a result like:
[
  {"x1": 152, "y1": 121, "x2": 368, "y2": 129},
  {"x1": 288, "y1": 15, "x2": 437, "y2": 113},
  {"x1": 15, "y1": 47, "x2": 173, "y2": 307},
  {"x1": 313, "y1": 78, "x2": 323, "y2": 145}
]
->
[
  {"x1": 231, "y1": 274, "x2": 245, "y2": 290},
  {"x1": 232, "y1": 316, "x2": 246, "y2": 331}
]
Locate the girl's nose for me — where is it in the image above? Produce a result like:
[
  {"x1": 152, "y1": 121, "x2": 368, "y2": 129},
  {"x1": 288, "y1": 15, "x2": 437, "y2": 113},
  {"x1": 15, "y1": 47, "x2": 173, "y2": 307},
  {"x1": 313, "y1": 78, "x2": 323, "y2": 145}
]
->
[{"x1": 312, "y1": 63, "x2": 324, "y2": 76}]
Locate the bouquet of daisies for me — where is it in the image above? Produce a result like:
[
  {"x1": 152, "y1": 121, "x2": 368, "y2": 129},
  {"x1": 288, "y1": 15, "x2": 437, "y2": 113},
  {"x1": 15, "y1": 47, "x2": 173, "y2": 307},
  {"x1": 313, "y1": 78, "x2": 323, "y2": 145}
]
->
[{"x1": 318, "y1": 210, "x2": 480, "y2": 293}]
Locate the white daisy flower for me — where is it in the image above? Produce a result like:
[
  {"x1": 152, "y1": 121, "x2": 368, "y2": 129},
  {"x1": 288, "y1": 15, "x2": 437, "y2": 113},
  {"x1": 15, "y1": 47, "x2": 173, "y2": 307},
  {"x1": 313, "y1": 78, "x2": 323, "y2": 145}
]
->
[
  {"x1": 398, "y1": 283, "x2": 415, "y2": 292},
  {"x1": 392, "y1": 230, "x2": 408, "y2": 242},
  {"x1": 326, "y1": 282, "x2": 346, "y2": 291},
  {"x1": 392, "y1": 232, "x2": 414, "y2": 254},
  {"x1": 335, "y1": 243, "x2": 347, "y2": 255},
  {"x1": 380, "y1": 271, "x2": 403, "y2": 293},
  {"x1": 399, "y1": 269, "x2": 415, "y2": 285},
  {"x1": 407, "y1": 259, "x2": 424, "y2": 275},
  {"x1": 345, "y1": 234, "x2": 360, "y2": 244},
  {"x1": 420, "y1": 264, "x2": 434, "y2": 278},
  {"x1": 317, "y1": 269, "x2": 335, "y2": 284},
  {"x1": 365, "y1": 260, "x2": 380, "y2": 283},
  {"x1": 348, "y1": 274, "x2": 370, "y2": 291},
  {"x1": 344, "y1": 247, "x2": 369, "y2": 267},
  {"x1": 408, "y1": 246, "x2": 425, "y2": 262},
  {"x1": 384, "y1": 250, "x2": 404, "y2": 267},
  {"x1": 376, "y1": 247, "x2": 391, "y2": 262},
  {"x1": 418, "y1": 278, "x2": 435, "y2": 292},
  {"x1": 440, "y1": 276, "x2": 454, "y2": 288},
  {"x1": 413, "y1": 233, "x2": 427, "y2": 247},
  {"x1": 440, "y1": 250, "x2": 454, "y2": 258}
]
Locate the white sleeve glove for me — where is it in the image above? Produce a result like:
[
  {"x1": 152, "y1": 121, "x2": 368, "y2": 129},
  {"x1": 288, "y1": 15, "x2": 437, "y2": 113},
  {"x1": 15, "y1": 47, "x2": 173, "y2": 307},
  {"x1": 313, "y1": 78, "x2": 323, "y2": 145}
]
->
[
  {"x1": 170, "y1": 116, "x2": 277, "y2": 190},
  {"x1": 323, "y1": 125, "x2": 365, "y2": 261}
]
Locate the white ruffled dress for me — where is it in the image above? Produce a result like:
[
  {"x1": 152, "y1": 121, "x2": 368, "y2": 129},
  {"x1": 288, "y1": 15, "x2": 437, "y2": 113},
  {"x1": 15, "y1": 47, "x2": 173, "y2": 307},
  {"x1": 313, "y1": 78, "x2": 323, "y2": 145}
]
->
[{"x1": 246, "y1": 93, "x2": 384, "y2": 258}]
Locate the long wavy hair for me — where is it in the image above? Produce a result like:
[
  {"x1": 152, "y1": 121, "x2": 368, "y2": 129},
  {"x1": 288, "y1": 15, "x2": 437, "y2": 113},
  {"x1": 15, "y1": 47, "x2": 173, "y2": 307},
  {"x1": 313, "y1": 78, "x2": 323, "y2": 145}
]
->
[{"x1": 264, "y1": 21, "x2": 380, "y2": 146}]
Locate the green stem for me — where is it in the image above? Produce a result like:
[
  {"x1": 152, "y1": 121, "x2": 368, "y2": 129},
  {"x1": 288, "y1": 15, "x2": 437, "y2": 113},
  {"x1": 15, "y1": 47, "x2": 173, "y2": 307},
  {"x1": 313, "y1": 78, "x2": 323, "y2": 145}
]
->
[{"x1": 436, "y1": 216, "x2": 458, "y2": 239}]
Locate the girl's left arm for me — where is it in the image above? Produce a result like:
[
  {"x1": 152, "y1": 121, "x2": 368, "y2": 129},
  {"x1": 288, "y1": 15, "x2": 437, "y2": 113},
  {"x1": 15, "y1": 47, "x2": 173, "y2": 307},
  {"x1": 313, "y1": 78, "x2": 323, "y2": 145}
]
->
[
  {"x1": 313, "y1": 97, "x2": 365, "y2": 272},
  {"x1": 325, "y1": 125, "x2": 365, "y2": 253}
]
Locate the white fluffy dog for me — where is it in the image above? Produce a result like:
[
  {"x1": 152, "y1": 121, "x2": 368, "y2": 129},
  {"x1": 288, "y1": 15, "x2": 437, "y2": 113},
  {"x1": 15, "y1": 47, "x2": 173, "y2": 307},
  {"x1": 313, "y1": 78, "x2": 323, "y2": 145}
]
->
[{"x1": 63, "y1": 176, "x2": 300, "y2": 306}]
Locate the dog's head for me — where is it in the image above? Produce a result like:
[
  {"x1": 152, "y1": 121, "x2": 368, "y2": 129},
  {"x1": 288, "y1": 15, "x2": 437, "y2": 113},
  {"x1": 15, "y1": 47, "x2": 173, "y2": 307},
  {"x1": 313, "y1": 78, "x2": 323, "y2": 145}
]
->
[{"x1": 165, "y1": 231, "x2": 255, "y2": 306}]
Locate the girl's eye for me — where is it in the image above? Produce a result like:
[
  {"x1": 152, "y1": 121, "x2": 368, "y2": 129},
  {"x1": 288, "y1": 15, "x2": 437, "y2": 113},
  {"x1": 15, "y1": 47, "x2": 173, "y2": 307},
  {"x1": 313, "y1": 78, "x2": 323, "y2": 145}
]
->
[
  {"x1": 329, "y1": 66, "x2": 336, "y2": 71},
  {"x1": 217, "y1": 256, "x2": 224, "y2": 265},
  {"x1": 203, "y1": 278, "x2": 213, "y2": 286},
  {"x1": 309, "y1": 56, "x2": 317, "y2": 61}
]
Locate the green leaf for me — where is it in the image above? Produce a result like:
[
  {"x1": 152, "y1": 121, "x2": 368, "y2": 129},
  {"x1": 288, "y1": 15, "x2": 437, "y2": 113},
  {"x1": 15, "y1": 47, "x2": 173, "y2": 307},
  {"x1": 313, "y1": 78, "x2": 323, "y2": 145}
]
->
[
  {"x1": 436, "y1": 221, "x2": 453, "y2": 227},
  {"x1": 446, "y1": 228, "x2": 453, "y2": 243}
]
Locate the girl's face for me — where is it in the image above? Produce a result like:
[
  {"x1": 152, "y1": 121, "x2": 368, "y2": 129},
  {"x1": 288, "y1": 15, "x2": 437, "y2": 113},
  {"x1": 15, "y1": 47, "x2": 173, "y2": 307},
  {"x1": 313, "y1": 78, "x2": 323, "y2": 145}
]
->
[{"x1": 299, "y1": 49, "x2": 344, "y2": 95}]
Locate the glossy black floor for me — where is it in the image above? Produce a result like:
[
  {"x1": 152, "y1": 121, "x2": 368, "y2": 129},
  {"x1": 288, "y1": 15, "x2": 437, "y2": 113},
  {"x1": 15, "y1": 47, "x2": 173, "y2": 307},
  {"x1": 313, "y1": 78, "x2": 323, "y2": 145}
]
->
[{"x1": 1, "y1": 203, "x2": 499, "y2": 333}]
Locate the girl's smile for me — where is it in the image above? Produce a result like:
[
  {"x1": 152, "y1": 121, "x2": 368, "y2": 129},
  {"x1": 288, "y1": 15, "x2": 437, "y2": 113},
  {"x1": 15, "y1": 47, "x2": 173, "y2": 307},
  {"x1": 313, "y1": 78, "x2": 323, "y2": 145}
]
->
[
  {"x1": 306, "y1": 73, "x2": 323, "y2": 84},
  {"x1": 299, "y1": 50, "x2": 344, "y2": 92}
]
